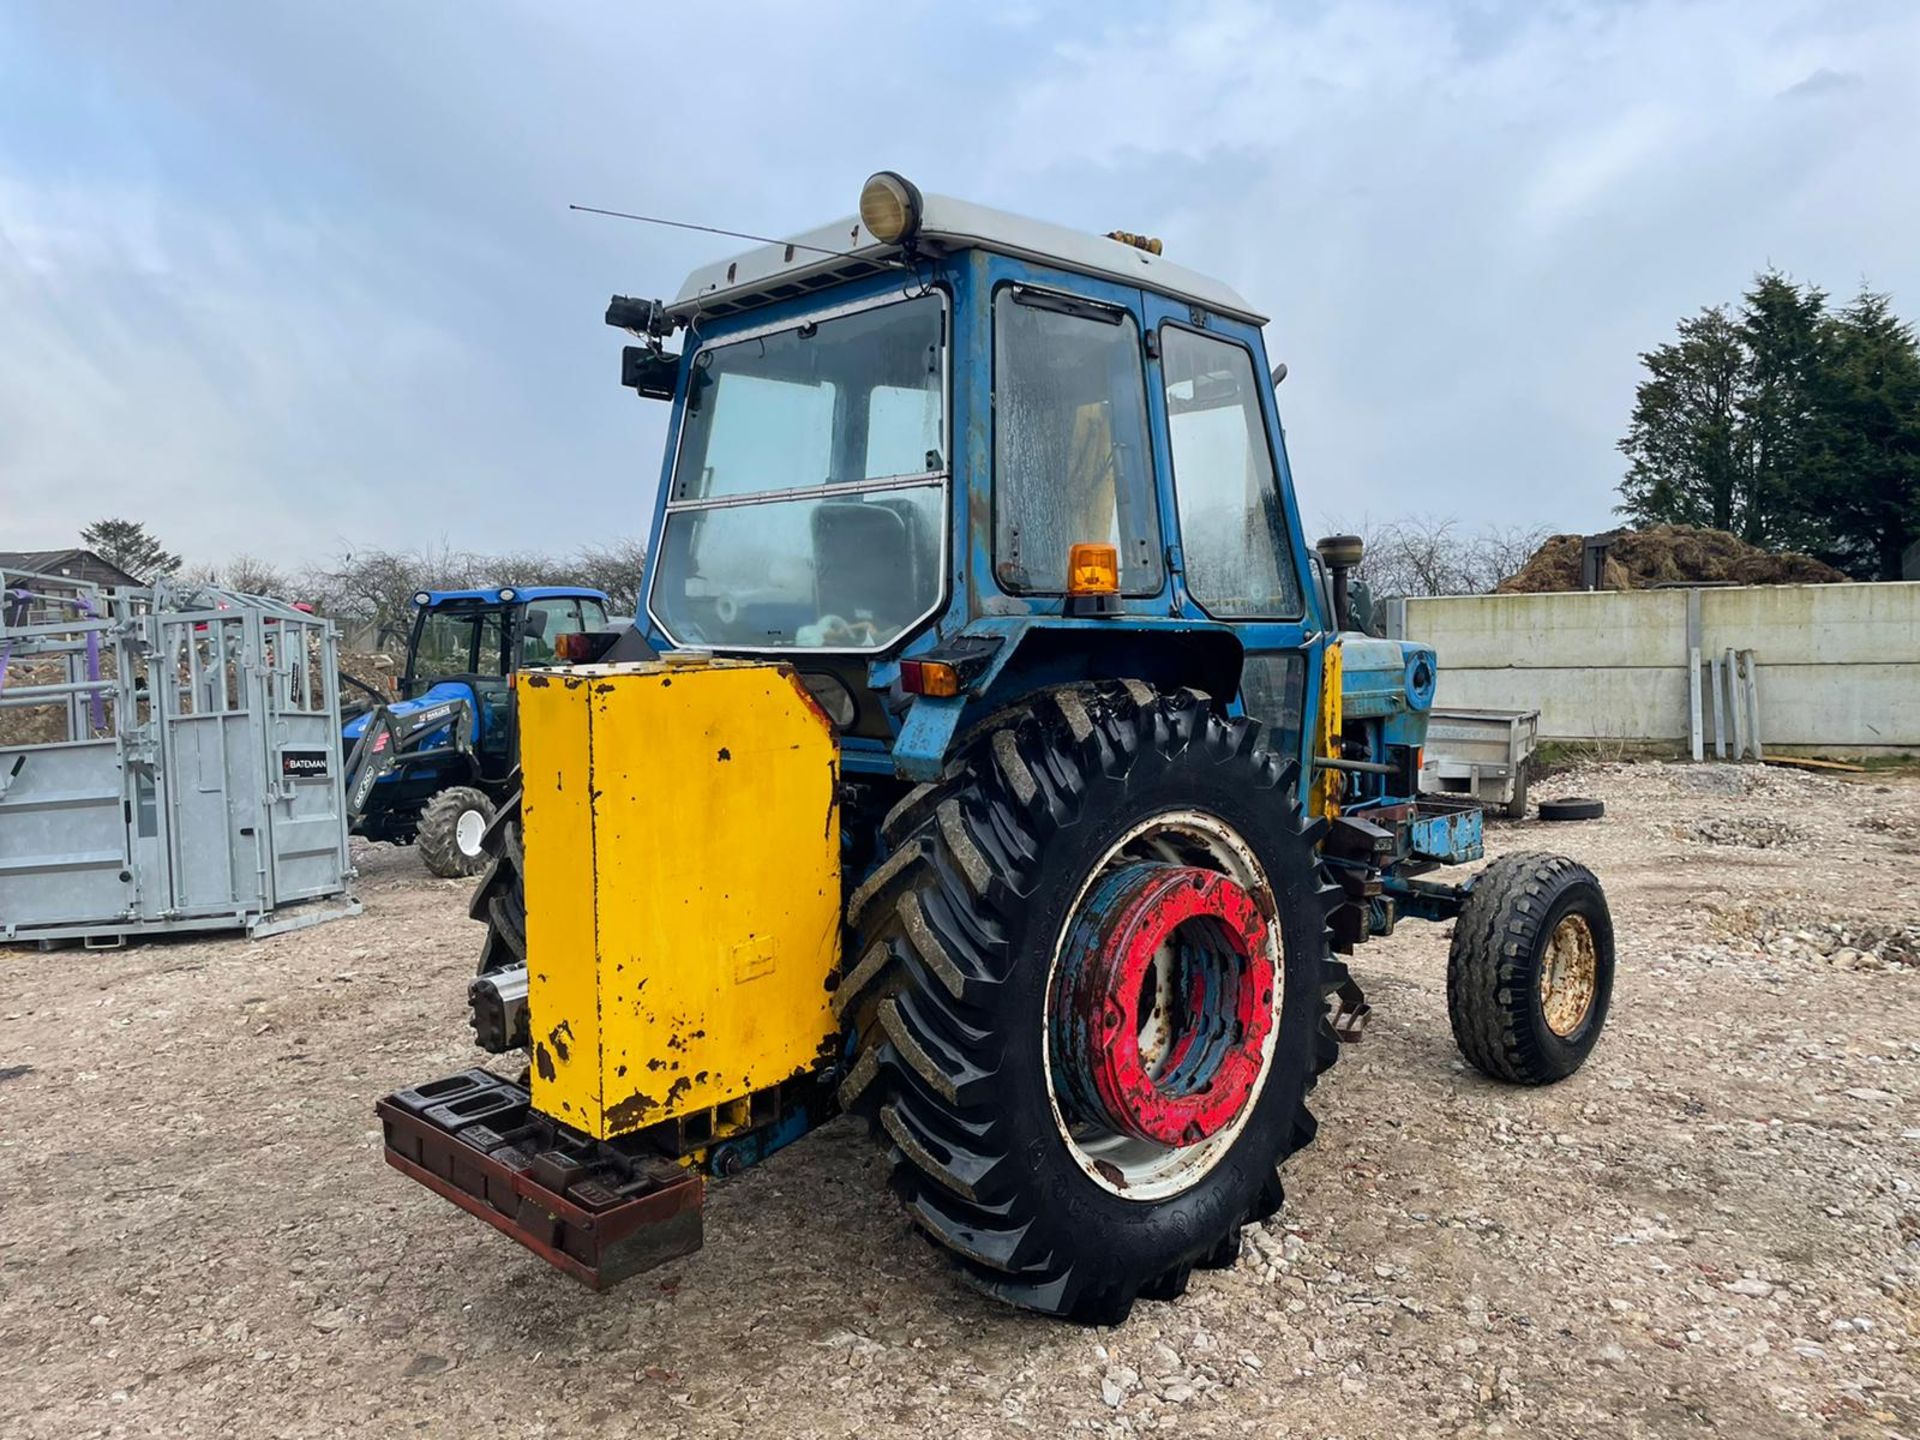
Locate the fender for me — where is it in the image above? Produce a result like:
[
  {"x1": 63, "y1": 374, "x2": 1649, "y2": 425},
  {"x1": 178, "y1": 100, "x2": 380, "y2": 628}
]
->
[{"x1": 886, "y1": 616, "x2": 1245, "y2": 782}]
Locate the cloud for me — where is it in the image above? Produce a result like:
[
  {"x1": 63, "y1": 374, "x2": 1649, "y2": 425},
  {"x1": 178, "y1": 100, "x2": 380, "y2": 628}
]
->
[
  {"x1": 959, "y1": 0, "x2": 1920, "y2": 531},
  {"x1": 1778, "y1": 66, "x2": 1866, "y2": 100},
  {"x1": 1, "y1": 0, "x2": 1917, "y2": 569},
  {"x1": 0, "y1": 171, "x2": 525, "y2": 561}
]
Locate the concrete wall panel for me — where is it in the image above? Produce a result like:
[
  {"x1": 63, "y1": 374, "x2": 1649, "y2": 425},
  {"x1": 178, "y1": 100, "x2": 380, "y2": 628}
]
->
[
  {"x1": 1402, "y1": 581, "x2": 1919, "y2": 749},
  {"x1": 1699, "y1": 581, "x2": 1920, "y2": 666},
  {"x1": 1430, "y1": 666, "x2": 1688, "y2": 742},
  {"x1": 1405, "y1": 590, "x2": 1688, "y2": 670}
]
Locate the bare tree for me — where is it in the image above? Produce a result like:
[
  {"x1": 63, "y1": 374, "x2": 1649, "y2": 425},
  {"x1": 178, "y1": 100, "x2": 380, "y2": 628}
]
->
[
  {"x1": 1324, "y1": 514, "x2": 1550, "y2": 598},
  {"x1": 294, "y1": 538, "x2": 649, "y2": 647},
  {"x1": 570, "y1": 540, "x2": 648, "y2": 614},
  {"x1": 1462, "y1": 524, "x2": 1552, "y2": 594},
  {"x1": 223, "y1": 554, "x2": 289, "y2": 597}
]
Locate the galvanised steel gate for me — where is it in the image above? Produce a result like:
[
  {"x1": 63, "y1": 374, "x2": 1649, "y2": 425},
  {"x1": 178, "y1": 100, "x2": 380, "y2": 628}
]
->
[{"x1": 0, "y1": 569, "x2": 358, "y2": 944}]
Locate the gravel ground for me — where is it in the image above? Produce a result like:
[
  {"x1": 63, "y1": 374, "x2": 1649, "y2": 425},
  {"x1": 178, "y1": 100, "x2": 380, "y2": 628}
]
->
[{"x1": 3, "y1": 760, "x2": 1916, "y2": 1439}]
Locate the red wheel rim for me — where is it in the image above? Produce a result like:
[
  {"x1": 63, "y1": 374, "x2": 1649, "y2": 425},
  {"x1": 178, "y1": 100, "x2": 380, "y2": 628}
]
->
[{"x1": 1053, "y1": 861, "x2": 1276, "y2": 1147}]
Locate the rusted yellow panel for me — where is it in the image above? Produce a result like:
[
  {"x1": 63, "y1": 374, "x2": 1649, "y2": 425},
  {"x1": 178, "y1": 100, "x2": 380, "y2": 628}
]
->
[
  {"x1": 1309, "y1": 641, "x2": 1343, "y2": 819},
  {"x1": 519, "y1": 659, "x2": 842, "y2": 1140},
  {"x1": 518, "y1": 669, "x2": 602, "y2": 1132}
]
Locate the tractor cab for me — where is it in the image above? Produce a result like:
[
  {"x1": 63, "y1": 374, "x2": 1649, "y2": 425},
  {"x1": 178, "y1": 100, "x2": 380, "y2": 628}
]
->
[
  {"x1": 381, "y1": 176, "x2": 1615, "y2": 1322},
  {"x1": 609, "y1": 178, "x2": 1432, "y2": 814},
  {"x1": 342, "y1": 585, "x2": 610, "y2": 873},
  {"x1": 396, "y1": 586, "x2": 613, "y2": 764}
]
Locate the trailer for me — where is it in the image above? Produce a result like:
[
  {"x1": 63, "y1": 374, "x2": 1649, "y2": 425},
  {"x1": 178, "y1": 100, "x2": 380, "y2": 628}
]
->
[
  {"x1": 1, "y1": 566, "x2": 358, "y2": 946},
  {"x1": 1419, "y1": 707, "x2": 1541, "y2": 819}
]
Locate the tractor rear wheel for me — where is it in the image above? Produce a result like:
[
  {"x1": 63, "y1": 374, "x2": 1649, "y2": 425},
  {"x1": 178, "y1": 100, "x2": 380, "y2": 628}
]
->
[
  {"x1": 418, "y1": 785, "x2": 495, "y2": 879},
  {"x1": 837, "y1": 683, "x2": 1343, "y2": 1323}
]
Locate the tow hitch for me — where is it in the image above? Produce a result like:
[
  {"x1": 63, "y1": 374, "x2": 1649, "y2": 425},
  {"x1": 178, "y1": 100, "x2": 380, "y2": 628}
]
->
[{"x1": 376, "y1": 1069, "x2": 703, "y2": 1288}]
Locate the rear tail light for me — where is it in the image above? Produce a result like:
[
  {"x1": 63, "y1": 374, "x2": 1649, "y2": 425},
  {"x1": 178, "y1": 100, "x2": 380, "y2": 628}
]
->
[{"x1": 899, "y1": 660, "x2": 961, "y2": 698}]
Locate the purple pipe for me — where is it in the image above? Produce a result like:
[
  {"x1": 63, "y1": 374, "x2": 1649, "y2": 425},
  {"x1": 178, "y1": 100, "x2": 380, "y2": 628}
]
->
[{"x1": 1, "y1": 585, "x2": 108, "y2": 731}]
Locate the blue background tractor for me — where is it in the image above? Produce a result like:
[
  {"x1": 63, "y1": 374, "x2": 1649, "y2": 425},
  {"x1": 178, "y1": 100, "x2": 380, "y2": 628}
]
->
[
  {"x1": 379, "y1": 175, "x2": 1616, "y2": 1322},
  {"x1": 340, "y1": 585, "x2": 611, "y2": 876}
]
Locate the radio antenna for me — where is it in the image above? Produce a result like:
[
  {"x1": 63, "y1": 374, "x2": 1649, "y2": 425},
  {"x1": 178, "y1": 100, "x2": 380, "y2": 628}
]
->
[{"x1": 569, "y1": 203, "x2": 904, "y2": 268}]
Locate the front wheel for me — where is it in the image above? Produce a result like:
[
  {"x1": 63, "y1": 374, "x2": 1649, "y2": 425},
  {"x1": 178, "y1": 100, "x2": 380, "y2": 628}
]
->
[
  {"x1": 1447, "y1": 851, "x2": 1614, "y2": 1084},
  {"x1": 417, "y1": 785, "x2": 495, "y2": 879},
  {"x1": 836, "y1": 683, "x2": 1344, "y2": 1323}
]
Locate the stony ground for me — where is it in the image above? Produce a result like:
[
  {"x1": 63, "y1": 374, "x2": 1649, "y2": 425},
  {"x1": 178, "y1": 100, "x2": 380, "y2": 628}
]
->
[{"x1": 2, "y1": 760, "x2": 1916, "y2": 1439}]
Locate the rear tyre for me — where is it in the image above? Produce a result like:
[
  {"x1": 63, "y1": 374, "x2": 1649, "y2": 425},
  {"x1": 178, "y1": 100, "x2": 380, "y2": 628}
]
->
[
  {"x1": 1447, "y1": 851, "x2": 1614, "y2": 1085},
  {"x1": 470, "y1": 785, "x2": 525, "y2": 974},
  {"x1": 1538, "y1": 796, "x2": 1604, "y2": 822},
  {"x1": 418, "y1": 785, "x2": 495, "y2": 879},
  {"x1": 837, "y1": 683, "x2": 1343, "y2": 1323}
]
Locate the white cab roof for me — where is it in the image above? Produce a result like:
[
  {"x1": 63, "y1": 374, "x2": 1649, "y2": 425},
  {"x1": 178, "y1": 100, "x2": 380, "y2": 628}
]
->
[{"x1": 668, "y1": 191, "x2": 1266, "y2": 326}]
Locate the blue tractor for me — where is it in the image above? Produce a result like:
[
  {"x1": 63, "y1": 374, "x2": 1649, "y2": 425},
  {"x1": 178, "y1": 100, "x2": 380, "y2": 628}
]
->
[
  {"x1": 379, "y1": 175, "x2": 1616, "y2": 1321},
  {"x1": 340, "y1": 585, "x2": 611, "y2": 876}
]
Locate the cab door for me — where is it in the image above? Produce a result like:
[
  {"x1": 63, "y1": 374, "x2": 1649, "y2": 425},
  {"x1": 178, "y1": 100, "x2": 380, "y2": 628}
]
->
[
  {"x1": 1140, "y1": 296, "x2": 1328, "y2": 776},
  {"x1": 467, "y1": 605, "x2": 512, "y2": 779},
  {"x1": 972, "y1": 254, "x2": 1168, "y2": 616}
]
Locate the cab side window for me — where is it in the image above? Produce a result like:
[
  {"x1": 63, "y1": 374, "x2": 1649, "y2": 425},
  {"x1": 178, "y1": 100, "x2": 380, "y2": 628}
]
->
[
  {"x1": 519, "y1": 600, "x2": 583, "y2": 665},
  {"x1": 476, "y1": 609, "x2": 507, "y2": 675},
  {"x1": 1161, "y1": 327, "x2": 1302, "y2": 618},
  {"x1": 993, "y1": 287, "x2": 1163, "y2": 595}
]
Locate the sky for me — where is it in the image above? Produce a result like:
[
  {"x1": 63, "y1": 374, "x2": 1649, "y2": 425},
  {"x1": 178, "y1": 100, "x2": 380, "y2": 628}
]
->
[{"x1": 3, "y1": 0, "x2": 1918, "y2": 572}]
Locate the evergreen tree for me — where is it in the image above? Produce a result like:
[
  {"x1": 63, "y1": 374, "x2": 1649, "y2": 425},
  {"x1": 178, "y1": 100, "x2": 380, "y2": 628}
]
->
[
  {"x1": 1617, "y1": 306, "x2": 1748, "y2": 534},
  {"x1": 1809, "y1": 290, "x2": 1920, "y2": 580},
  {"x1": 1737, "y1": 272, "x2": 1827, "y2": 550},
  {"x1": 1617, "y1": 272, "x2": 1920, "y2": 577},
  {"x1": 79, "y1": 518, "x2": 183, "y2": 582}
]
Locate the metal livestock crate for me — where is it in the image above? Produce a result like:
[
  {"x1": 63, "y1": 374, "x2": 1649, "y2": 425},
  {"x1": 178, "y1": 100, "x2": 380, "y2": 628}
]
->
[{"x1": 1, "y1": 567, "x2": 359, "y2": 945}]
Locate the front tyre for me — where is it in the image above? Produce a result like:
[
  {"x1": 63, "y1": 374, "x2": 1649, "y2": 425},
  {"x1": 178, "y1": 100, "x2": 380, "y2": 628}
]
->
[
  {"x1": 836, "y1": 684, "x2": 1343, "y2": 1323},
  {"x1": 1447, "y1": 851, "x2": 1615, "y2": 1084},
  {"x1": 417, "y1": 785, "x2": 495, "y2": 879}
]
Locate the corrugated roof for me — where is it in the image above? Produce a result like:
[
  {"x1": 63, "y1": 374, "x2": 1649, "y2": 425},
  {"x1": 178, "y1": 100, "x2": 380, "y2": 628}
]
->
[
  {"x1": 0, "y1": 549, "x2": 79, "y2": 572},
  {"x1": 0, "y1": 549, "x2": 144, "y2": 587}
]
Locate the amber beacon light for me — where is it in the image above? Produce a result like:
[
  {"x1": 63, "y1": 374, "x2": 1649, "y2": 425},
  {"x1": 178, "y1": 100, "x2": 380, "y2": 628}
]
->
[
  {"x1": 1065, "y1": 543, "x2": 1122, "y2": 617},
  {"x1": 1067, "y1": 543, "x2": 1120, "y2": 596}
]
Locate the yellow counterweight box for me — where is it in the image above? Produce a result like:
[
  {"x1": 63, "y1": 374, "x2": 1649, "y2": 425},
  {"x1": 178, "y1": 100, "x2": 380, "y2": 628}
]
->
[{"x1": 516, "y1": 658, "x2": 842, "y2": 1140}]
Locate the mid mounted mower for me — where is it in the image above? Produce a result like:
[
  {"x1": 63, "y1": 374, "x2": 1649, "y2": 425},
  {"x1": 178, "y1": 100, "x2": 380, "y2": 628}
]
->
[{"x1": 378, "y1": 174, "x2": 1616, "y2": 1322}]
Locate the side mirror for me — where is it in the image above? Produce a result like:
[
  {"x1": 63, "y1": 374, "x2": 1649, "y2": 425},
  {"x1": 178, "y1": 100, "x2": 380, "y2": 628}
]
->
[{"x1": 1270, "y1": 361, "x2": 1289, "y2": 388}]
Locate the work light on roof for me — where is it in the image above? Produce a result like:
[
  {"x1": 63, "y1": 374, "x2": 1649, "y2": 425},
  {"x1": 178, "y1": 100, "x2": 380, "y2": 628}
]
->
[
  {"x1": 413, "y1": 590, "x2": 431, "y2": 607},
  {"x1": 859, "y1": 171, "x2": 922, "y2": 247}
]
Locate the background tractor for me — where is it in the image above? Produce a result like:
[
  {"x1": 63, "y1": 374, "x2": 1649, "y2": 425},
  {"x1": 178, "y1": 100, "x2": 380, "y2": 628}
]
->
[
  {"x1": 341, "y1": 585, "x2": 610, "y2": 876},
  {"x1": 378, "y1": 175, "x2": 1616, "y2": 1322}
]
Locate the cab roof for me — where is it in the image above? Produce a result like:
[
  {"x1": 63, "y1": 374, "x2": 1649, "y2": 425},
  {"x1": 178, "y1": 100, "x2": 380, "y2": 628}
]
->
[
  {"x1": 419, "y1": 586, "x2": 608, "y2": 608},
  {"x1": 668, "y1": 191, "x2": 1266, "y2": 328}
]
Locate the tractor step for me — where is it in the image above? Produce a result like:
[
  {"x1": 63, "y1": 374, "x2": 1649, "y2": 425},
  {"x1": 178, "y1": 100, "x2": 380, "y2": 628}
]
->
[
  {"x1": 1328, "y1": 976, "x2": 1372, "y2": 1044},
  {"x1": 376, "y1": 1068, "x2": 702, "y2": 1289}
]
